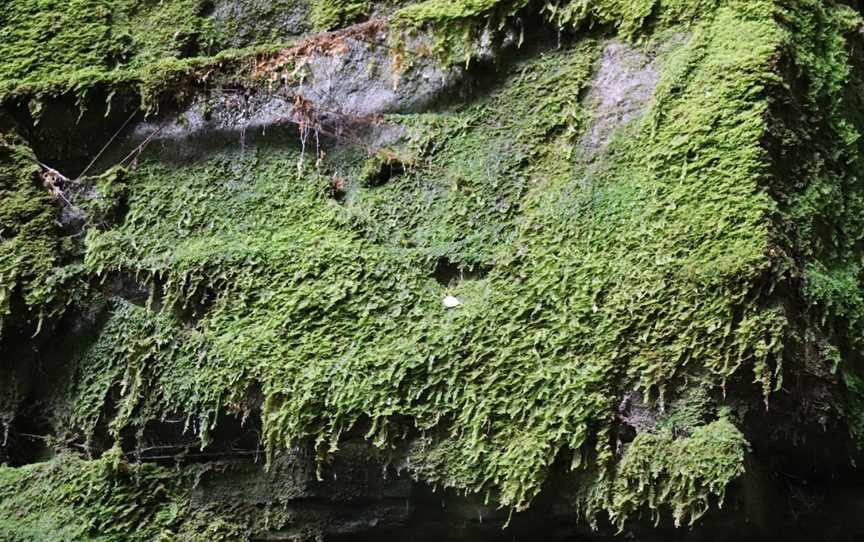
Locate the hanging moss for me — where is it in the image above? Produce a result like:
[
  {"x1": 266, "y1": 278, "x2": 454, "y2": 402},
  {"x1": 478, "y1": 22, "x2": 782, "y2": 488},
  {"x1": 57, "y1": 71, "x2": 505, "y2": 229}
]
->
[
  {"x1": 0, "y1": 136, "x2": 60, "y2": 330},
  {"x1": 771, "y1": 2, "x2": 864, "y2": 447},
  {"x1": 0, "y1": 0, "x2": 217, "y2": 99},
  {"x1": 606, "y1": 417, "x2": 748, "y2": 529},
  {"x1": 0, "y1": 0, "x2": 380, "y2": 104},
  {"x1": 5, "y1": 0, "x2": 864, "y2": 536},
  {"x1": 39, "y1": 0, "x2": 791, "y2": 525},
  {"x1": 390, "y1": 0, "x2": 745, "y2": 65},
  {"x1": 0, "y1": 451, "x2": 251, "y2": 541}
]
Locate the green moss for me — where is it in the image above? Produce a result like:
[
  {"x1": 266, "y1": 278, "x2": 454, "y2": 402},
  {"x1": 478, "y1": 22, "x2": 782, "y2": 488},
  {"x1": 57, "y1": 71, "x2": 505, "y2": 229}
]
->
[
  {"x1": 396, "y1": 0, "x2": 514, "y2": 21},
  {"x1": 393, "y1": 0, "x2": 527, "y2": 64},
  {"x1": 770, "y1": 2, "x2": 864, "y2": 450},
  {"x1": 390, "y1": 0, "x2": 753, "y2": 65},
  {"x1": 0, "y1": 136, "x2": 60, "y2": 330},
  {"x1": 606, "y1": 417, "x2": 748, "y2": 529},
  {"x1": 350, "y1": 42, "x2": 593, "y2": 263},
  {"x1": 310, "y1": 0, "x2": 371, "y2": 31},
  {"x1": 0, "y1": 452, "x2": 179, "y2": 540},
  {"x1": 7, "y1": 0, "x2": 864, "y2": 534},
  {"x1": 0, "y1": 0, "x2": 215, "y2": 99},
  {"x1": 0, "y1": 0, "x2": 354, "y2": 106},
  {"x1": 42, "y1": 0, "x2": 789, "y2": 526},
  {"x1": 358, "y1": 148, "x2": 413, "y2": 187},
  {"x1": 0, "y1": 451, "x2": 250, "y2": 541},
  {"x1": 841, "y1": 368, "x2": 864, "y2": 446}
]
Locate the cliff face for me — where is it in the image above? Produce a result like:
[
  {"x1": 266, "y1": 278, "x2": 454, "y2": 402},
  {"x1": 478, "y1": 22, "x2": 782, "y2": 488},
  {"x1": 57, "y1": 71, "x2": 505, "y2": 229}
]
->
[{"x1": 2, "y1": 1, "x2": 864, "y2": 540}]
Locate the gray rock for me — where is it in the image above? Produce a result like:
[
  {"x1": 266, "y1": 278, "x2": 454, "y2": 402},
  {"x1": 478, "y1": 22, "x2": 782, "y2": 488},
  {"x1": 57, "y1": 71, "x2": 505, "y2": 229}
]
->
[
  {"x1": 210, "y1": 0, "x2": 312, "y2": 48},
  {"x1": 579, "y1": 40, "x2": 662, "y2": 160},
  {"x1": 131, "y1": 21, "x2": 461, "y2": 151}
]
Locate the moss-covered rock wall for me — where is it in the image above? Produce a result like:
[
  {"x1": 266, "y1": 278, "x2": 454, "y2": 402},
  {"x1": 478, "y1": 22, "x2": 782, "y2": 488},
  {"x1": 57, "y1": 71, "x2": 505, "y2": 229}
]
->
[{"x1": 3, "y1": 1, "x2": 864, "y2": 540}]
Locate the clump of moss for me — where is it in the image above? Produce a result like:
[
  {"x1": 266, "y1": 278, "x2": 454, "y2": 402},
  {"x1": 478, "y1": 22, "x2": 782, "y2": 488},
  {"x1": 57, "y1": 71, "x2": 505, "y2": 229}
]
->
[
  {"x1": 0, "y1": 0, "x2": 215, "y2": 100},
  {"x1": 390, "y1": 0, "x2": 734, "y2": 65},
  {"x1": 768, "y1": 1, "x2": 864, "y2": 448},
  {"x1": 0, "y1": 451, "x2": 178, "y2": 540},
  {"x1": 358, "y1": 148, "x2": 413, "y2": 187},
  {"x1": 392, "y1": 0, "x2": 527, "y2": 64},
  {"x1": 0, "y1": 451, "x2": 249, "y2": 541},
  {"x1": 607, "y1": 417, "x2": 748, "y2": 529},
  {"x1": 0, "y1": 135, "x2": 60, "y2": 330},
  {"x1": 0, "y1": 0, "x2": 373, "y2": 107},
  {"x1": 310, "y1": 0, "x2": 371, "y2": 32}
]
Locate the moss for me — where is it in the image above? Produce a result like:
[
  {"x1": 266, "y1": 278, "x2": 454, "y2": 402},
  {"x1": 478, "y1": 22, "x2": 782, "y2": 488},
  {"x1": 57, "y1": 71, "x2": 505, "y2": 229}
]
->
[
  {"x1": 310, "y1": 0, "x2": 371, "y2": 31},
  {"x1": 0, "y1": 0, "x2": 370, "y2": 105},
  {"x1": 392, "y1": 0, "x2": 528, "y2": 64},
  {"x1": 0, "y1": 135, "x2": 61, "y2": 330},
  {"x1": 350, "y1": 41, "x2": 594, "y2": 263},
  {"x1": 0, "y1": 0, "x2": 215, "y2": 100},
  {"x1": 390, "y1": 0, "x2": 745, "y2": 65},
  {"x1": 842, "y1": 369, "x2": 864, "y2": 447},
  {"x1": 606, "y1": 417, "x2": 748, "y2": 529},
  {"x1": 394, "y1": 0, "x2": 524, "y2": 28},
  {"x1": 0, "y1": 452, "x2": 179, "y2": 540},
  {"x1": 769, "y1": 2, "x2": 864, "y2": 449},
  {"x1": 0, "y1": 452, "x2": 250, "y2": 541},
  {"x1": 6, "y1": 0, "x2": 864, "y2": 535},
  {"x1": 358, "y1": 148, "x2": 413, "y2": 187},
  {"x1": 42, "y1": 0, "x2": 788, "y2": 525}
]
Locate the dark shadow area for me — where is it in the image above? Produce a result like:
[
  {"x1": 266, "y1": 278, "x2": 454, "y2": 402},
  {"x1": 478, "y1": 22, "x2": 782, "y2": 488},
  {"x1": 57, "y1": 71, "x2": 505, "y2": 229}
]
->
[
  {"x1": 1, "y1": 410, "x2": 54, "y2": 467},
  {"x1": 122, "y1": 408, "x2": 265, "y2": 466},
  {"x1": 433, "y1": 257, "x2": 493, "y2": 287},
  {"x1": 362, "y1": 155, "x2": 405, "y2": 188}
]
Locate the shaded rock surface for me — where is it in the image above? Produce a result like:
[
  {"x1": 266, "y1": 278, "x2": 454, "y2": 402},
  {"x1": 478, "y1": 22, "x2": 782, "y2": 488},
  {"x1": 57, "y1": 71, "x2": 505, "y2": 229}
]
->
[{"x1": 209, "y1": 0, "x2": 313, "y2": 47}]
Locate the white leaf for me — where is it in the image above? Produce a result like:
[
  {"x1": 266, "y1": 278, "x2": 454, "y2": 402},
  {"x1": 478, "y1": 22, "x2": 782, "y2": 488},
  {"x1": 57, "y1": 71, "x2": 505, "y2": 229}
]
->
[{"x1": 443, "y1": 295, "x2": 461, "y2": 308}]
